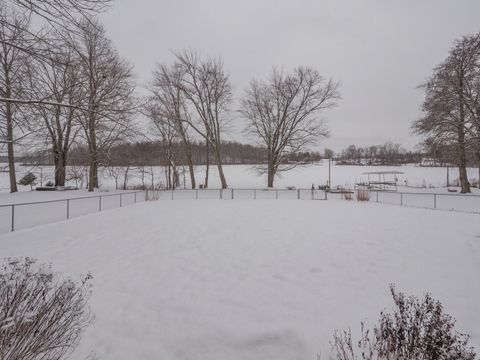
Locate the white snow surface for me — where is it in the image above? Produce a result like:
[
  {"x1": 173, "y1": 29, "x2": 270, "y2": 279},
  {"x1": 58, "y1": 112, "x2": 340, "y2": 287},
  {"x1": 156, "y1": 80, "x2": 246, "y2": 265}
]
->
[{"x1": 1, "y1": 200, "x2": 479, "y2": 360}]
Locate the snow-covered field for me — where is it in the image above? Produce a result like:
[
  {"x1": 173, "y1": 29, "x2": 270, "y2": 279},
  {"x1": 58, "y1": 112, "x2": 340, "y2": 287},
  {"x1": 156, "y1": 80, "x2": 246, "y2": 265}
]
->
[
  {"x1": 1, "y1": 200, "x2": 479, "y2": 360},
  {"x1": 2, "y1": 162, "x2": 480, "y2": 192},
  {"x1": 1, "y1": 162, "x2": 480, "y2": 233}
]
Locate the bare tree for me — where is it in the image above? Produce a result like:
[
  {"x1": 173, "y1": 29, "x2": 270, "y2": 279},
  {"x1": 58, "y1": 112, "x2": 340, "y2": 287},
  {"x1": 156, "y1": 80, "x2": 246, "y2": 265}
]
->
[
  {"x1": 32, "y1": 35, "x2": 84, "y2": 186},
  {"x1": 0, "y1": 8, "x2": 32, "y2": 192},
  {"x1": 144, "y1": 101, "x2": 180, "y2": 189},
  {"x1": 173, "y1": 49, "x2": 232, "y2": 189},
  {"x1": 71, "y1": 19, "x2": 136, "y2": 191},
  {"x1": 150, "y1": 64, "x2": 196, "y2": 189},
  {"x1": 241, "y1": 66, "x2": 340, "y2": 187},
  {"x1": 413, "y1": 33, "x2": 480, "y2": 193}
]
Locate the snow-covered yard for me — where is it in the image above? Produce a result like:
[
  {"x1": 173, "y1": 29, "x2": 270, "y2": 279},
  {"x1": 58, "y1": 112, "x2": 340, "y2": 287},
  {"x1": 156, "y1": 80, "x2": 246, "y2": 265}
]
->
[{"x1": 1, "y1": 200, "x2": 479, "y2": 360}]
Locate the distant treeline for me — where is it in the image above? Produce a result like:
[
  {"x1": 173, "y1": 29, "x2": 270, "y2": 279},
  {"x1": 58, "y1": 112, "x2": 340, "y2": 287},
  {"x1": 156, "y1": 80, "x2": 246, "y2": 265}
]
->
[
  {"x1": 332, "y1": 142, "x2": 479, "y2": 167},
  {"x1": 14, "y1": 141, "x2": 322, "y2": 167},
  {"x1": 332, "y1": 142, "x2": 422, "y2": 166}
]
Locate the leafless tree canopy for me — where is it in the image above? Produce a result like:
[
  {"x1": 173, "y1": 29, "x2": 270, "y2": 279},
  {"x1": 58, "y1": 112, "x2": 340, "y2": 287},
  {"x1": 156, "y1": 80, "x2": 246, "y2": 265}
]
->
[
  {"x1": 413, "y1": 33, "x2": 480, "y2": 193},
  {"x1": 148, "y1": 63, "x2": 196, "y2": 189},
  {"x1": 70, "y1": 18, "x2": 136, "y2": 191},
  {"x1": 31, "y1": 34, "x2": 84, "y2": 186},
  {"x1": 1, "y1": 0, "x2": 111, "y2": 29},
  {"x1": 0, "y1": 7, "x2": 34, "y2": 192},
  {"x1": 173, "y1": 49, "x2": 232, "y2": 189},
  {"x1": 241, "y1": 66, "x2": 340, "y2": 187}
]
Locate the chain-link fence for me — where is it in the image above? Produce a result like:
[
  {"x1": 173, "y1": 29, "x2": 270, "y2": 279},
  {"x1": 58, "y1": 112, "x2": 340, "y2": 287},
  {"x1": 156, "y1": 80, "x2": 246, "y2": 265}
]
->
[
  {"x1": 145, "y1": 188, "x2": 330, "y2": 201},
  {"x1": 360, "y1": 189, "x2": 480, "y2": 214},
  {"x1": 0, "y1": 191, "x2": 145, "y2": 234}
]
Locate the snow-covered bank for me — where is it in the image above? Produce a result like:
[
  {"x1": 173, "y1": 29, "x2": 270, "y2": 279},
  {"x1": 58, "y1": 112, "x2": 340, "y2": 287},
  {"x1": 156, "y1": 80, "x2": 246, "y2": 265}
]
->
[{"x1": 1, "y1": 200, "x2": 479, "y2": 360}]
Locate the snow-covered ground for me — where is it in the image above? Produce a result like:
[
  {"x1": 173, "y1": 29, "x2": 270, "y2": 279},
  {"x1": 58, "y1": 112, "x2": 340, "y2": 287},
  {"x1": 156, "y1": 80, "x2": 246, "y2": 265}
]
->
[
  {"x1": 1, "y1": 200, "x2": 479, "y2": 360},
  {"x1": 2, "y1": 162, "x2": 479, "y2": 192}
]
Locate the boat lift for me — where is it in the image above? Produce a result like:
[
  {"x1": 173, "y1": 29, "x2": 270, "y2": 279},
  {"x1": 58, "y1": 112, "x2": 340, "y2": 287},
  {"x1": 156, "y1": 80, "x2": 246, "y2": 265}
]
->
[{"x1": 357, "y1": 170, "x2": 404, "y2": 191}]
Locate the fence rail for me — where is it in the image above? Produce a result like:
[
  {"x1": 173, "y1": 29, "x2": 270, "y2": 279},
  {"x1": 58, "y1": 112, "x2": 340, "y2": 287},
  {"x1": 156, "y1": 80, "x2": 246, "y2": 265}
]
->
[
  {"x1": 0, "y1": 191, "x2": 145, "y2": 234},
  {"x1": 147, "y1": 188, "x2": 480, "y2": 214},
  {"x1": 146, "y1": 188, "x2": 330, "y2": 201},
  {"x1": 360, "y1": 189, "x2": 480, "y2": 214}
]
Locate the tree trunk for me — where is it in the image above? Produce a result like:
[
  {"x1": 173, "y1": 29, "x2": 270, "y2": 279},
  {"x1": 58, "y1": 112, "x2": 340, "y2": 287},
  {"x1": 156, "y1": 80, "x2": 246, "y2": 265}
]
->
[
  {"x1": 179, "y1": 130, "x2": 196, "y2": 189},
  {"x1": 87, "y1": 109, "x2": 98, "y2": 191},
  {"x1": 123, "y1": 165, "x2": 130, "y2": 190},
  {"x1": 457, "y1": 82, "x2": 470, "y2": 193},
  {"x1": 5, "y1": 79, "x2": 17, "y2": 193},
  {"x1": 267, "y1": 152, "x2": 275, "y2": 188},
  {"x1": 6, "y1": 104, "x2": 17, "y2": 193},
  {"x1": 204, "y1": 142, "x2": 209, "y2": 188},
  {"x1": 54, "y1": 151, "x2": 66, "y2": 187},
  {"x1": 214, "y1": 144, "x2": 227, "y2": 189},
  {"x1": 267, "y1": 164, "x2": 275, "y2": 188},
  {"x1": 53, "y1": 140, "x2": 67, "y2": 187}
]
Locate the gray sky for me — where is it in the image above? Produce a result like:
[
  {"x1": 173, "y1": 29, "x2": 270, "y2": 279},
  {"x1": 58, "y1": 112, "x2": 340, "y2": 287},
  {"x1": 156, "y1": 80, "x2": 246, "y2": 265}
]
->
[{"x1": 101, "y1": 0, "x2": 480, "y2": 152}]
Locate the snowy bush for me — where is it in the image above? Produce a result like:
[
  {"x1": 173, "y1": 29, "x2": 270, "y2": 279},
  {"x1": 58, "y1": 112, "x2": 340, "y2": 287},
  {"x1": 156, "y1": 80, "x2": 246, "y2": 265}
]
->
[
  {"x1": 331, "y1": 285, "x2": 476, "y2": 360},
  {"x1": 0, "y1": 258, "x2": 92, "y2": 360}
]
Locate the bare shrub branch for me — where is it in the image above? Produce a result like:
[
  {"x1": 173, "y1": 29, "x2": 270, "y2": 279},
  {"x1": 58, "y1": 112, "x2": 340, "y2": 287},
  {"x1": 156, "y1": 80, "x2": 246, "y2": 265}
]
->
[{"x1": 0, "y1": 257, "x2": 93, "y2": 360}]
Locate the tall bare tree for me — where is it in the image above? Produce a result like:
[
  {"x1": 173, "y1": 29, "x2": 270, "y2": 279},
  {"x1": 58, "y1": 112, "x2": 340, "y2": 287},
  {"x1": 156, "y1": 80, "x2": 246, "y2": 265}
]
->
[
  {"x1": 32, "y1": 37, "x2": 83, "y2": 186},
  {"x1": 144, "y1": 101, "x2": 180, "y2": 189},
  {"x1": 0, "y1": 8, "x2": 32, "y2": 192},
  {"x1": 413, "y1": 34, "x2": 480, "y2": 193},
  {"x1": 173, "y1": 49, "x2": 232, "y2": 189},
  {"x1": 241, "y1": 66, "x2": 340, "y2": 187},
  {"x1": 150, "y1": 64, "x2": 196, "y2": 189},
  {"x1": 72, "y1": 19, "x2": 136, "y2": 191}
]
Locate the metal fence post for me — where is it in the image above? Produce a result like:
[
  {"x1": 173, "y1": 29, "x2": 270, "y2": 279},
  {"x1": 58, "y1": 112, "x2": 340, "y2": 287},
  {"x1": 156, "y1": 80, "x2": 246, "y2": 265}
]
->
[
  {"x1": 66, "y1": 199, "x2": 70, "y2": 220},
  {"x1": 134, "y1": 192, "x2": 137, "y2": 203},
  {"x1": 196, "y1": 189, "x2": 198, "y2": 200},
  {"x1": 434, "y1": 194, "x2": 437, "y2": 209},
  {"x1": 171, "y1": 189, "x2": 174, "y2": 200},
  {"x1": 325, "y1": 190, "x2": 327, "y2": 200},
  {"x1": 231, "y1": 189, "x2": 234, "y2": 200},
  {"x1": 120, "y1": 193, "x2": 122, "y2": 207},
  {"x1": 220, "y1": 189, "x2": 222, "y2": 199},
  {"x1": 376, "y1": 191, "x2": 379, "y2": 203},
  {"x1": 99, "y1": 196, "x2": 102, "y2": 211},
  {"x1": 297, "y1": 189, "x2": 300, "y2": 200},
  {"x1": 11, "y1": 204, "x2": 14, "y2": 232},
  {"x1": 400, "y1": 192, "x2": 403, "y2": 206},
  {"x1": 311, "y1": 189, "x2": 314, "y2": 200},
  {"x1": 254, "y1": 189, "x2": 257, "y2": 200}
]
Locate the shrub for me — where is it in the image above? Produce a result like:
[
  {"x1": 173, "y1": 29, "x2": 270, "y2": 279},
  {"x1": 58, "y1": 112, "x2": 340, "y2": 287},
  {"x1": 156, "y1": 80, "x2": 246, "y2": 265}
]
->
[
  {"x1": 356, "y1": 189, "x2": 370, "y2": 202},
  {"x1": 343, "y1": 192, "x2": 353, "y2": 201},
  {"x1": 332, "y1": 285, "x2": 476, "y2": 360},
  {"x1": 45, "y1": 181, "x2": 55, "y2": 187},
  {"x1": 0, "y1": 258, "x2": 92, "y2": 360},
  {"x1": 18, "y1": 172, "x2": 37, "y2": 190}
]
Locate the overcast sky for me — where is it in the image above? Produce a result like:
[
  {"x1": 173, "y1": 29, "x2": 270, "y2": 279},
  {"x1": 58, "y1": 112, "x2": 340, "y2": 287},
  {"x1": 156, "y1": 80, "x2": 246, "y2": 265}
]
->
[{"x1": 101, "y1": 0, "x2": 480, "y2": 152}]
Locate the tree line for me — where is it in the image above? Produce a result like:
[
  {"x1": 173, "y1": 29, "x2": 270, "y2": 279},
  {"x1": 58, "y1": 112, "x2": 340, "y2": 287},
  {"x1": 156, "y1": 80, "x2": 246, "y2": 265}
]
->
[
  {"x1": 332, "y1": 143, "x2": 422, "y2": 166},
  {"x1": 17, "y1": 140, "x2": 323, "y2": 167},
  {"x1": 0, "y1": 0, "x2": 339, "y2": 191}
]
